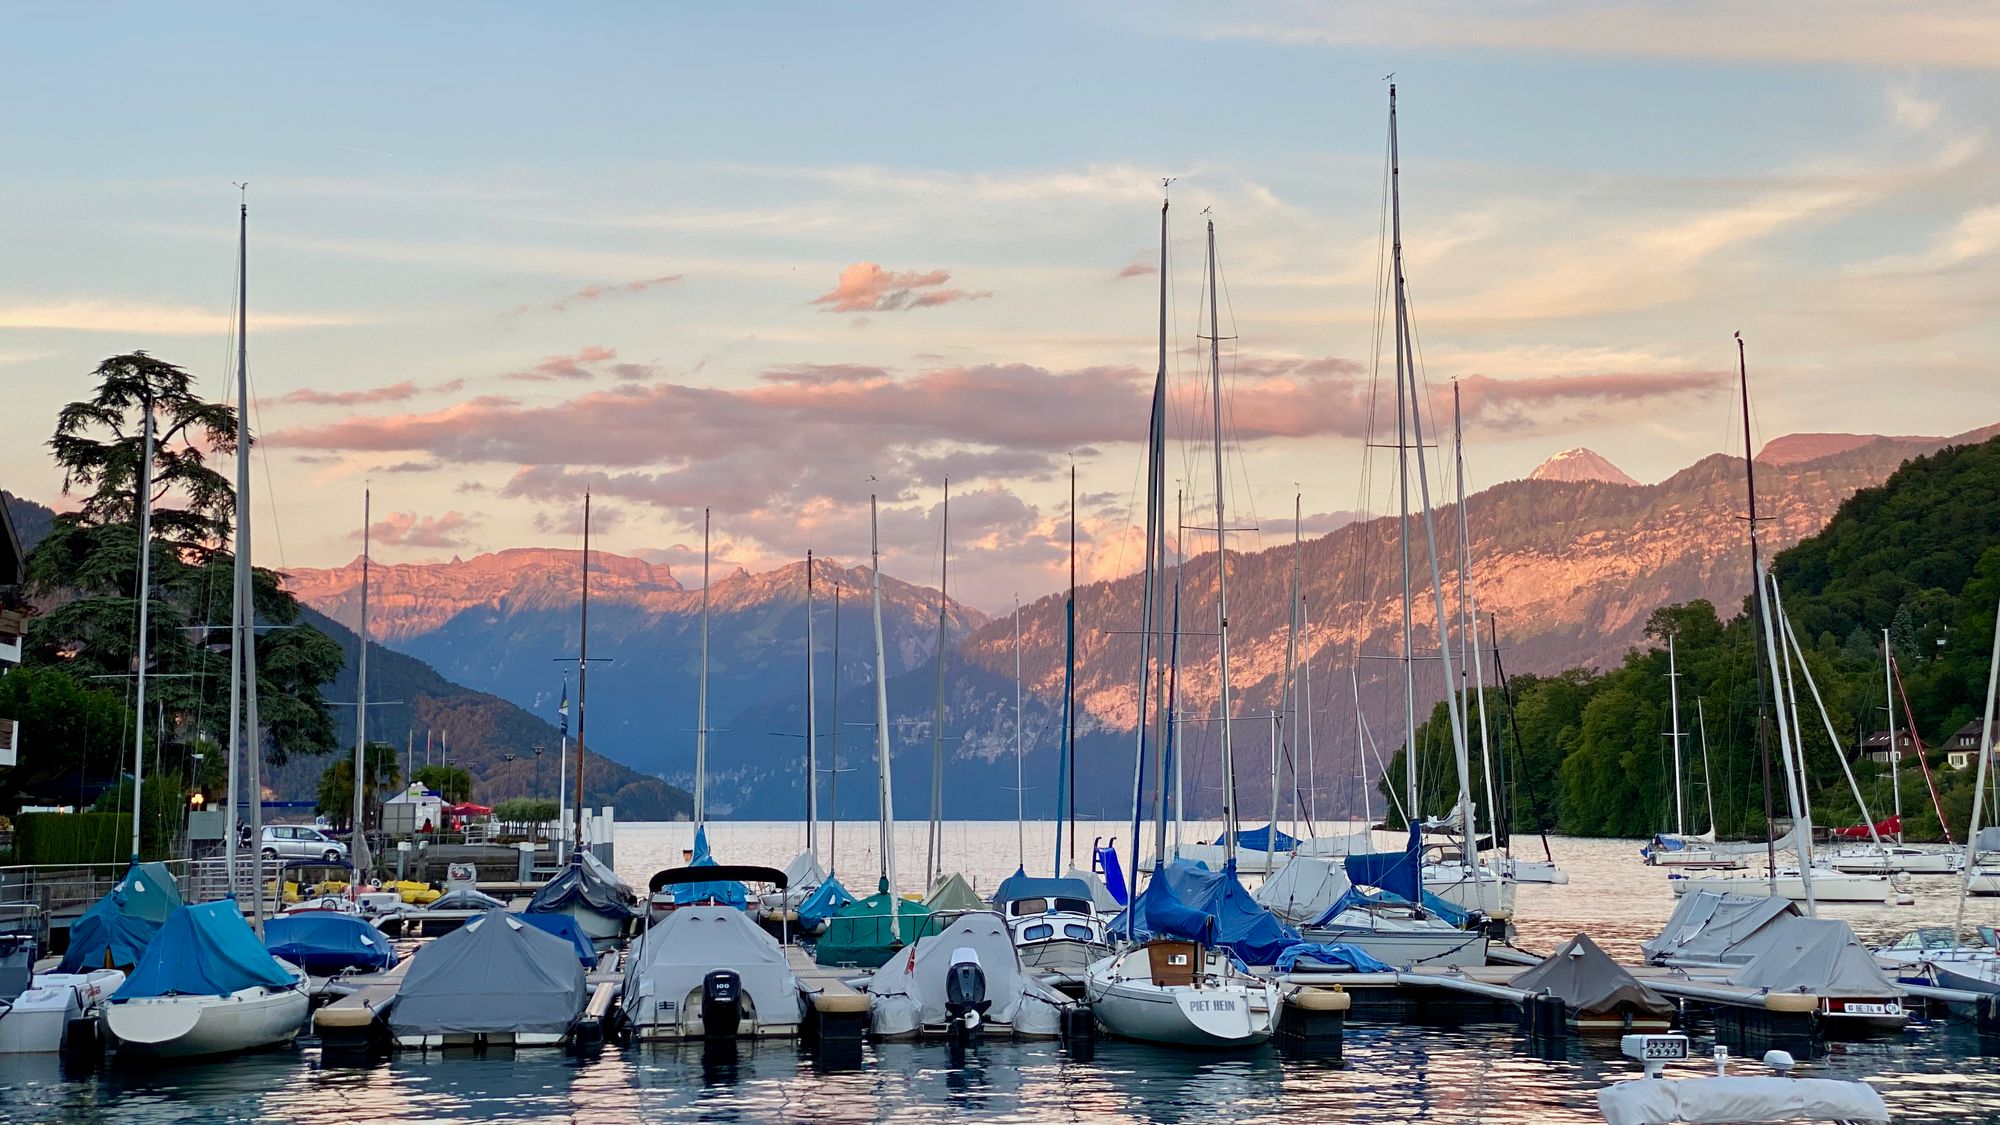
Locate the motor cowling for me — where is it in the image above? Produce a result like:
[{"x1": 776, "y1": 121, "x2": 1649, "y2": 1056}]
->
[
  {"x1": 944, "y1": 946, "x2": 990, "y2": 1028},
  {"x1": 701, "y1": 969, "x2": 744, "y2": 1039}
]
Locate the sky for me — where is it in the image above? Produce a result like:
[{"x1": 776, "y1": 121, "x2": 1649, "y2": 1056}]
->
[{"x1": 3, "y1": 2, "x2": 1996, "y2": 613}]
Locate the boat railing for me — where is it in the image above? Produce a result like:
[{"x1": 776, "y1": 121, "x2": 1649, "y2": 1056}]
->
[{"x1": 185, "y1": 855, "x2": 286, "y2": 912}]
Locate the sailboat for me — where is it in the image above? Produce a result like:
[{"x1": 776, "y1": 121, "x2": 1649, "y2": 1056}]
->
[
  {"x1": 1643, "y1": 636, "x2": 1745, "y2": 870},
  {"x1": 1827, "y1": 635, "x2": 1962, "y2": 875}
]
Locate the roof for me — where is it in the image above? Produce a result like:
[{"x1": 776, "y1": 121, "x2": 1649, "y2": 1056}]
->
[
  {"x1": 1859, "y1": 730, "x2": 1919, "y2": 750},
  {"x1": 1950, "y1": 718, "x2": 1998, "y2": 746}
]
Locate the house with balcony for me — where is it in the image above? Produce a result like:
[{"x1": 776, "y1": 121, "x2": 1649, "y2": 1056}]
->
[
  {"x1": 1859, "y1": 729, "x2": 1920, "y2": 766},
  {"x1": 1946, "y1": 718, "x2": 2000, "y2": 771}
]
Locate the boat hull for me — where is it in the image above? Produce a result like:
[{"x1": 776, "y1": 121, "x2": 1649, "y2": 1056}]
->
[
  {"x1": 1668, "y1": 872, "x2": 1893, "y2": 903},
  {"x1": 1423, "y1": 866, "x2": 1515, "y2": 918},
  {"x1": 0, "y1": 971, "x2": 124, "y2": 1054},
  {"x1": 1084, "y1": 945, "x2": 1276, "y2": 1049},
  {"x1": 105, "y1": 982, "x2": 309, "y2": 1059},
  {"x1": 1827, "y1": 848, "x2": 1961, "y2": 875},
  {"x1": 1299, "y1": 926, "x2": 1488, "y2": 970}
]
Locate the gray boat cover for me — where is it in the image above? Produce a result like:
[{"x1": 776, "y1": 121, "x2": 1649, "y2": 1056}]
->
[
  {"x1": 388, "y1": 911, "x2": 587, "y2": 1038},
  {"x1": 1599, "y1": 1076, "x2": 1889, "y2": 1125},
  {"x1": 428, "y1": 887, "x2": 506, "y2": 912},
  {"x1": 1062, "y1": 867, "x2": 1122, "y2": 913},
  {"x1": 1509, "y1": 933, "x2": 1671, "y2": 1017},
  {"x1": 1253, "y1": 855, "x2": 1354, "y2": 926},
  {"x1": 1642, "y1": 890, "x2": 1800, "y2": 966},
  {"x1": 1726, "y1": 916, "x2": 1903, "y2": 998},
  {"x1": 863, "y1": 911, "x2": 1069, "y2": 1037},
  {"x1": 622, "y1": 904, "x2": 800, "y2": 1033},
  {"x1": 529, "y1": 851, "x2": 637, "y2": 922}
]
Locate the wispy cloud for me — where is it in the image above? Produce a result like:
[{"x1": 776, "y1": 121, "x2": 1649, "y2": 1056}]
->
[
  {"x1": 504, "y1": 345, "x2": 629, "y2": 383},
  {"x1": 279, "y1": 377, "x2": 465, "y2": 407},
  {"x1": 356, "y1": 509, "x2": 479, "y2": 550},
  {"x1": 0, "y1": 300, "x2": 361, "y2": 335},
  {"x1": 810, "y1": 262, "x2": 993, "y2": 313},
  {"x1": 507, "y1": 274, "x2": 683, "y2": 317}
]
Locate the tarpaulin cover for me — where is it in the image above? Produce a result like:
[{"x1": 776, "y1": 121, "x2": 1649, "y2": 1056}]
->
[
  {"x1": 862, "y1": 911, "x2": 1068, "y2": 1037},
  {"x1": 529, "y1": 849, "x2": 637, "y2": 922},
  {"x1": 517, "y1": 911, "x2": 598, "y2": 967},
  {"x1": 663, "y1": 825, "x2": 747, "y2": 909},
  {"x1": 429, "y1": 887, "x2": 506, "y2": 912},
  {"x1": 1597, "y1": 1076, "x2": 1889, "y2": 1125},
  {"x1": 798, "y1": 875, "x2": 855, "y2": 929},
  {"x1": 115, "y1": 901, "x2": 299, "y2": 999},
  {"x1": 1642, "y1": 890, "x2": 1800, "y2": 966},
  {"x1": 1253, "y1": 855, "x2": 1354, "y2": 926},
  {"x1": 1315, "y1": 885, "x2": 1471, "y2": 930},
  {"x1": 1273, "y1": 942, "x2": 1394, "y2": 973},
  {"x1": 388, "y1": 911, "x2": 586, "y2": 1038},
  {"x1": 1115, "y1": 859, "x2": 1302, "y2": 966},
  {"x1": 624, "y1": 903, "x2": 798, "y2": 1032},
  {"x1": 58, "y1": 861, "x2": 183, "y2": 973},
  {"x1": 814, "y1": 884, "x2": 940, "y2": 969},
  {"x1": 263, "y1": 913, "x2": 396, "y2": 974},
  {"x1": 1508, "y1": 933, "x2": 1671, "y2": 1017},
  {"x1": 1216, "y1": 824, "x2": 1300, "y2": 853},
  {"x1": 1832, "y1": 814, "x2": 1902, "y2": 841},
  {"x1": 924, "y1": 872, "x2": 986, "y2": 914},
  {"x1": 991, "y1": 869, "x2": 1095, "y2": 908},
  {"x1": 1726, "y1": 916, "x2": 1902, "y2": 998},
  {"x1": 1343, "y1": 823, "x2": 1424, "y2": 905}
]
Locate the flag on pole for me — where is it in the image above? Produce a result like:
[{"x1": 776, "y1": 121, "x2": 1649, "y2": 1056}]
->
[{"x1": 558, "y1": 680, "x2": 570, "y2": 739}]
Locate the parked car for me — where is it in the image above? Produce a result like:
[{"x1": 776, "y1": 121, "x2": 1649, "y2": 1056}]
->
[{"x1": 261, "y1": 824, "x2": 349, "y2": 862}]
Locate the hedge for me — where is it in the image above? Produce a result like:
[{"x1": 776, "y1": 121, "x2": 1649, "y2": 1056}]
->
[{"x1": 15, "y1": 812, "x2": 131, "y2": 866}]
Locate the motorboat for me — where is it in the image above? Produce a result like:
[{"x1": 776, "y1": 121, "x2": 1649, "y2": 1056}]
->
[
  {"x1": 865, "y1": 911, "x2": 1072, "y2": 1042},
  {"x1": 1497, "y1": 857, "x2": 1570, "y2": 885},
  {"x1": 0, "y1": 935, "x2": 125, "y2": 1054},
  {"x1": 1825, "y1": 844, "x2": 1962, "y2": 875},
  {"x1": 1667, "y1": 869, "x2": 1896, "y2": 904},
  {"x1": 623, "y1": 888, "x2": 804, "y2": 1040},
  {"x1": 1084, "y1": 939, "x2": 1278, "y2": 1048},
  {"x1": 262, "y1": 913, "x2": 396, "y2": 976},
  {"x1": 528, "y1": 849, "x2": 638, "y2": 945},
  {"x1": 1874, "y1": 926, "x2": 2000, "y2": 995},
  {"x1": 990, "y1": 870, "x2": 1112, "y2": 986},
  {"x1": 1725, "y1": 916, "x2": 1909, "y2": 1035},
  {"x1": 1509, "y1": 934, "x2": 1673, "y2": 1034},
  {"x1": 1968, "y1": 866, "x2": 2000, "y2": 896},
  {"x1": 103, "y1": 901, "x2": 310, "y2": 1060},
  {"x1": 1597, "y1": 1034, "x2": 1888, "y2": 1125},
  {"x1": 388, "y1": 910, "x2": 589, "y2": 1049}
]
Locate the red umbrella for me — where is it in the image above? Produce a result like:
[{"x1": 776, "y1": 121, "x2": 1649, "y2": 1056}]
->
[{"x1": 448, "y1": 801, "x2": 493, "y2": 816}]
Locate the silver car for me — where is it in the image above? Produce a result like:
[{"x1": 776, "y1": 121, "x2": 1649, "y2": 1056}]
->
[{"x1": 260, "y1": 824, "x2": 349, "y2": 862}]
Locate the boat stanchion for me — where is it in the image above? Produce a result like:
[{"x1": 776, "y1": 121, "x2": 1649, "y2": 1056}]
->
[
  {"x1": 1059, "y1": 1004, "x2": 1096, "y2": 1061},
  {"x1": 1276, "y1": 987, "x2": 1349, "y2": 1055}
]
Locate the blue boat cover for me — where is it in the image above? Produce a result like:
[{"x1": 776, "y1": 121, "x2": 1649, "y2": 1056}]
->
[
  {"x1": 263, "y1": 913, "x2": 396, "y2": 974},
  {"x1": 529, "y1": 849, "x2": 637, "y2": 922},
  {"x1": 1273, "y1": 942, "x2": 1394, "y2": 974},
  {"x1": 115, "y1": 901, "x2": 299, "y2": 999},
  {"x1": 666, "y1": 825, "x2": 748, "y2": 909},
  {"x1": 57, "y1": 860, "x2": 184, "y2": 973},
  {"x1": 990, "y1": 868, "x2": 1095, "y2": 907},
  {"x1": 1094, "y1": 844, "x2": 1129, "y2": 906},
  {"x1": 1342, "y1": 823, "x2": 1424, "y2": 905},
  {"x1": 517, "y1": 911, "x2": 598, "y2": 967},
  {"x1": 1317, "y1": 884, "x2": 1472, "y2": 930},
  {"x1": 1114, "y1": 866, "x2": 1218, "y2": 943},
  {"x1": 1115, "y1": 859, "x2": 1303, "y2": 965},
  {"x1": 798, "y1": 875, "x2": 856, "y2": 928},
  {"x1": 1215, "y1": 824, "x2": 1301, "y2": 853}
]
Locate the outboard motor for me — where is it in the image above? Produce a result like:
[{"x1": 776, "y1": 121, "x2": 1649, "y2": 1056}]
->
[
  {"x1": 701, "y1": 969, "x2": 744, "y2": 1039},
  {"x1": 944, "y1": 946, "x2": 990, "y2": 1048},
  {"x1": 0, "y1": 935, "x2": 34, "y2": 1002}
]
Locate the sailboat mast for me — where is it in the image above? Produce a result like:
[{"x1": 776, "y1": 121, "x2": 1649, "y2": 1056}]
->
[
  {"x1": 1457, "y1": 383, "x2": 1501, "y2": 852},
  {"x1": 927, "y1": 480, "x2": 950, "y2": 890},
  {"x1": 1278, "y1": 494, "x2": 1300, "y2": 856},
  {"x1": 129, "y1": 385, "x2": 156, "y2": 862},
  {"x1": 696, "y1": 509, "x2": 710, "y2": 826},
  {"x1": 353, "y1": 489, "x2": 373, "y2": 879},
  {"x1": 829, "y1": 579, "x2": 841, "y2": 871},
  {"x1": 1141, "y1": 195, "x2": 1171, "y2": 873},
  {"x1": 1055, "y1": 467, "x2": 1075, "y2": 877},
  {"x1": 806, "y1": 550, "x2": 818, "y2": 858},
  {"x1": 868, "y1": 494, "x2": 900, "y2": 934},
  {"x1": 226, "y1": 193, "x2": 249, "y2": 898},
  {"x1": 1884, "y1": 630, "x2": 1902, "y2": 830},
  {"x1": 572, "y1": 491, "x2": 591, "y2": 848},
  {"x1": 1668, "y1": 634, "x2": 1686, "y2": 836},
  {"x1": 1170, "y1": 487, "x2": 1186, "y2": 851},
  {"x1": 1014, "y1": 599, "x2": 1024, "y2": 868},
  {"x1": 1206, "y1": 215, "x2": 1238, "y2": 862},
  {"x1": 1698, "y1": 697, "x2": 1718, "y2": 835},
  {"x1": 1736, "y1": 334, "x2": 1779, "y2": 890},
  {"x1": 1390, "y1": 84, "x2": 1418, "y2": 822}
]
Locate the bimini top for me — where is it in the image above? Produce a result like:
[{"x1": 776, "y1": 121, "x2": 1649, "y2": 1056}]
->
[
  {"x1": 114, "y1": 901, "x2": 300, "y2": 1000},
  {"x1": 389, "y1": 911, "x2": 587, "y2": 1038},
  {"x1": 814, "y1": 883, "x2": 940, "y2": 969},
  {"x1": 58, "y1": 860, "x2": 184, "y2": 974},
  {"x1": 656, "y1": 826, "x2": 747, "y2": 909},
  {"x1": 529, "y1": 849, "x2": 637, "y2": 922},
  {"x1": 263, "y1": 912, "x2": 397, "y2": 974},
  {"x1": 1726, "y1": 916, "x2": 1903, "y2": 998},
  {"x1": 991, "y1": 869, "x2": 1095, "y2": 912},
  {"x1": 1509, "y1": 933, "x2": 1671, "y2": 1018},
  {"x1": 1643, "y1": 890, "x2": 1801, "y2": 967}
]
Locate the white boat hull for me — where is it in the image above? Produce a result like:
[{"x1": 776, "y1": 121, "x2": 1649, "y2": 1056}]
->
[
  {"x1": 1299, "y1": 926, "x2": 1488, "y2": 969},
  {"x1": 1500, "y1": 860, "x2": 1569, "y2": 885},
  {"x1": 0, "y1": 971, "x2": 125, "y2": 1053},
  {"x1": 1669, "y1": 871, "x2": 1894, "y2": 904},
  {"x1": 1084, "y1": 946, "x2": 1276, "y2": 1048},
  {"x1": 105, "y1": 981, "x2": 309, "y2": 1059},
  {"x1": 1646, "y1": 850, "x2": 1748, "y2": 870},
  {"x1": 1827, "y1": 848, "x2": 1961, "y2": 875},
  {"x1": 1423, "y1": 865, "x2": 1515, "y2": 918}
]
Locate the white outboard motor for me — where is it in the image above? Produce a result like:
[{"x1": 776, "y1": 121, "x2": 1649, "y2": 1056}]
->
[
  {"x1": 701, "y1": 969, "x2": 744, "y2": 1039},
  {"x1": 943, "y1": 946, "x2": 990, "y2": 1046}
]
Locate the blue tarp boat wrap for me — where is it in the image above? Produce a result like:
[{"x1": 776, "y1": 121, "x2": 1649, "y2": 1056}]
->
[
  {"x1": 529, "y1": 850, "x2": 637, "y2": 922},
  {"x1": 990, "y1": 869, "x2": 1095, "y2": 907},
  {"x1": 1274, "y1": 942, "x2": 1395, "y2": 973},
  {"x1": 1342, "y1": 823, "x2": 1424, "y2": 905},
  {"x1": 1113, "y1": 866, "x2": 1216, "y2": 944},
  {"x1": 1317, "y1": 885, "x2": 1471, "y2": 929},
  {"x1": 665, "y1": 825, "x2": 748, "y2": 909},
  {"x1": 57, "y1": 860, "x2": 184, "y2": 973},
  {"x1": 1114, "y1": 859, "x2": 1303, "y2": 964},
  {"x1": 1215, "y1": 824, "x2": 1300, "y2": 853},
  {"x1": 115, "y1": 901, "x2": 299, "y2": 999},
  {"x1": 518, "y1": 911, "x2": 598, "y2": 967},
  {"x1": 263, "y1": 913, "x2": 396, "y2": 974},
  {"x1": 798, "y1": 875, "x2": 855, "y2": 929}
]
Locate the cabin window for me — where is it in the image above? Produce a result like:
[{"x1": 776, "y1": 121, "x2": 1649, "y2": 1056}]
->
[
  {"x1": 1010, "y1": 898, "x2": 1048, "y2": 915},
  {"x1": 1053, "y1": 897, "x2": 1091, "y2": 914},
  {"x1": 1023, "y1": 924, "x2": 1054, "y2": 941},
  {"x1": 1063, "y1": 924, "x2": 1095, "y2": 941}
]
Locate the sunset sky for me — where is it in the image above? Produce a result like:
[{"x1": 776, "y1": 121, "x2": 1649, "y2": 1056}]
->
[{"x1": 3, "y1": 3, "x2": 1996, "y2": 611}]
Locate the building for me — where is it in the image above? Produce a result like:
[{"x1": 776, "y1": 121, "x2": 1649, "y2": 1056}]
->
[
  {"x1": 0, "y1": 497, "x2": 23, "y2": 768},
  {"x1": 1946, "y1": 718, "x2": 2000, "y2": 771},
  {"x1": 1859, "y1": 730, "x2": 1919, "y2": 766}
]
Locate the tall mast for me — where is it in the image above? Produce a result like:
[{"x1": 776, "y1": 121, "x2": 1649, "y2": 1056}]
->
[
  {"x1": 1883, "y1": 630, "x2": 1902, "y2": 831},
  {"x1": 572, "y1": 491, "x2": 591, "y2": 848},
  {"x1": 1206, "y1": 214, "x2": 1239, "y2": 862},
  {"x1": 1457, "y1": 382, "x2": 1501, "y2": 851},
  {"x1": 1302, "y1": 601, "x2": 1316, "y2": 830},
  {"x1": 1390, "y1": 83, "x2": 1419, "y2": 821},
  {"x1": 1668, "y1": 634, "x2": 1686, "y2": 836},
  {"x1": 129, "y1": 377, "x2": 156, "y2": 861},
  {"x1": 1170, "y1": 487, "x2": 1186, "y2": 851},
  {"x1": 1055, "y1": 467, "x2": 1076, "y2": 876},
  {"x1": 695, "y1": 509, "x2": 710, "y2": 826},
  {"x1": 805, "y1": 550, "x2": 818, "y2": 858},
  {"x1": 1013, "y1": 599, "x2": 1024, "y2": 868},
  {"x1": 830, "y1": 579, "x2": 842, "y2": 871},
  {"x1": 1277, "y1": 493, "x2": 1300, "y2": 859},
  {"x1": 1697, "y1": 698, "x2": 1718, "y2": 835},
  {"x1": 868, "y1": 493, "x2": 900, "y2": 937},
  {"x1": 1758, "y1": 566, "x2": 1815, "y2": 913},
  {"x1": 352, "y1": 488, "x2": 373, "y2": 880},
  {"x1": 226, "y1": 192, "x2": 249, "y2": 899},
  {"x1": 927, "y1": 480, "x2": 950, "y2": 890},
  {"x1": 1141, "y1": 194, "x2": 1171, "y2": 874},
  {"x1": 1737, "y1": 333, "x2": 1778, "y2": 890}
]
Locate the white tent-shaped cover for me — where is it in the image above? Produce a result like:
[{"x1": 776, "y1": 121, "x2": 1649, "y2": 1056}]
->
[
  {"x1": 1062, "y1": 867, "x2": 1122, "y2": 914},
  {"x1": 623, "y1": 904, "x2": 802, "y2": 1037},
  {"x1": 1252, "y1": 855, "x2": 1354, "y2": 926},
  {"x1": 1643, "y1": 890, "x2": 1801, "y2": 967},
  {"x1": 863, "y1": 911, "x2": 1069, "y2": 1038},
  {"x1": 1726, "y1": 916, "x2": 1903, "y2": 998},
  {"x1": 389, "y1": 911, "x2": 586, "y2": 1042}
]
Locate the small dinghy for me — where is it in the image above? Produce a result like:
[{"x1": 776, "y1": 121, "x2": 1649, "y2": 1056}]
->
[
  {"x1": 388, "y1": 910, "x2": 588, "y2": 1049},
  {"x1": 529, "y1": 849, "x2": 638, "y2": 945},
  {"x1": 1509, "y1": 933, "x2": 1673, "y2": 1034},
  {"x1": 623, "y1": 876, "x2": 803, "y2": 1040},
  {"x1": 104, "y1": 901, "x2": 309, "y2": 1060},
  {"x1": 864, "y1": 911, "x2": 1071, "y2": 1042},
  {"x1": 263, "y1": 913, "x2": 396, "y2": 976},
  {"x1": 0, "y1": 935, "x2": 124, "y2": 1054}
]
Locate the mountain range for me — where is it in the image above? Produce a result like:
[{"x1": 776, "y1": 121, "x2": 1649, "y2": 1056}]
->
[{"x1": 278, "y1": 423, "x2": 2000, "y2": 823}]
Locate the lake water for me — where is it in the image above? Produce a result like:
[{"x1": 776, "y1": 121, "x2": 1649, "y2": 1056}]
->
[{"x1": 5, "y1": 823, "x2": 1998, "y2": 1123}]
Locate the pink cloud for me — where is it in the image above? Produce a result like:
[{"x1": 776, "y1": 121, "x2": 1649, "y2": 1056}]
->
[
  {"x1": 278, "y1": 377, "x2": 464, "y2": 407},
  {"x1": 1115, "y1": 255, "x2": 1157, "y2": 281},
  {"x1": 1449, "y1": 370, "x2": 1725, "y2": 431},
  {"x1": 356, "y1": 510, "x2": 478, "y2": 549},
  {"x1": 811, "y1": 262, "x2": 992, "y2": 313},
  {"x1": 508, "y1": 274, "x2": 683, "y2": 317},
  {"x1": 505, "y1": 346, "x2": 631, "y2": 383}
]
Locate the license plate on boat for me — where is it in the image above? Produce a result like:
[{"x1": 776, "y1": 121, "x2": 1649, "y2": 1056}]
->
[{"x1": 1837, "y1": 1002, "x2": 1893, "y2": 1015}]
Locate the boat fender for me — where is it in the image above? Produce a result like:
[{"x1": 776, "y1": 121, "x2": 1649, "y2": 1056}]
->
[
  {"x1": 702, "y1": 969, "x2": 745, "y2": 1038},
  {"x1": 1763, "y1": 992, "x2": 1819, "y2": 1014},
  {"x1": 1288, "y1": 988, "x2": 1351, "y2": 1012}
]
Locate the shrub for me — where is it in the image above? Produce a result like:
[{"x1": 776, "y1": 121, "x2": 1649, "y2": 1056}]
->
[
  {"x1": 15, "y1": 812, "x2": 130, "y2": 865},
  {"x1": 493, "y1": 797, "x2": 559, "y2": 824}
]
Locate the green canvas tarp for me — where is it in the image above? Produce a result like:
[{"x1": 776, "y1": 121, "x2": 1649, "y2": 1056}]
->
[{"x1": 814, "y1": 888, "x2": 940, "y2": 969}]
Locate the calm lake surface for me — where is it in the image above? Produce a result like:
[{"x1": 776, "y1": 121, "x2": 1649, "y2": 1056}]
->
[{"x1": 5, "y1": 823, "x2": 1998, "y2": 1123}]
